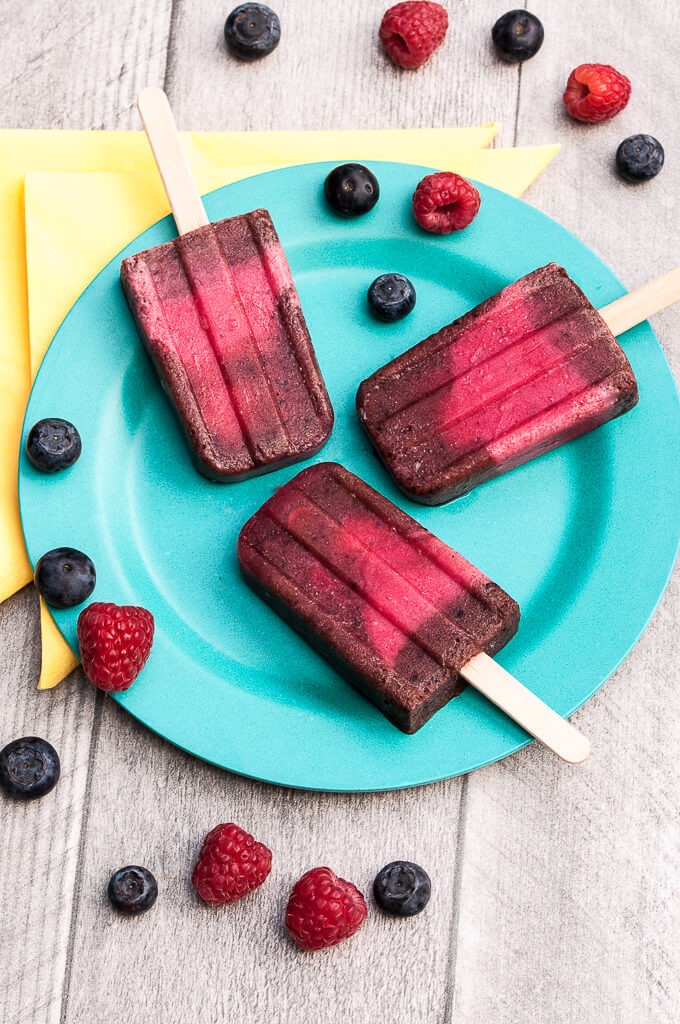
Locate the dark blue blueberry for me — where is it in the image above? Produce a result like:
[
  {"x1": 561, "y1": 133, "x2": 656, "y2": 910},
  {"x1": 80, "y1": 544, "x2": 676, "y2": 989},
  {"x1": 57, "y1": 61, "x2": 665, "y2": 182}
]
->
[
  {"x1": 0, "y1": 737, "x2": 60, "y2": 800},
  {"x1": 224, "y1": 4, "x2": 280, "y2": 60},
  {"x1": 34, "y1": 547, "x2": 96, "y2": 608},
  {"x1": 492, "y1": 10, "x2": 544, "y2": 62},
  {"x1": 373, "y1": 861, "x2": 431, "y2": 917},
  {"x1": 368, "y1": 273, "x2": 416, "y2": 322},
  {"x1": 616, "y1": 135, "x2": 664, "y2": 183},
  {"x1": 108, "y1": 866, "x2": 158, "y2": 915},
  {"x1": 26, "y1": 418, "x2": 81, "y2": 473},
  {"x1": 324, "y1": 163, "x2": 380, "y2": 217}
]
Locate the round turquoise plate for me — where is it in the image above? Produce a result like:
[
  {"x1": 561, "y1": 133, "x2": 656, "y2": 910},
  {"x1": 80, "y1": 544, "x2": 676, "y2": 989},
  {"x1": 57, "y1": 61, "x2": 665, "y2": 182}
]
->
[{"x1": 19, "y1": 161, "x2": 680, "y2": 791}]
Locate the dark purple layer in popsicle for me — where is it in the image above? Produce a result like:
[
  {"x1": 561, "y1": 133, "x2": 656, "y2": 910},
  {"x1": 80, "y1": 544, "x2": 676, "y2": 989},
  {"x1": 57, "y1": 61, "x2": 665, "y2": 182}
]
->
[
  {"x1": 356, "y1": 264, "x2": 639, "y2": 504},
  {"x1": 121, "y1": 209, "x2": 333, "y2": 480},
  {"x1": 237, "y1": 462, "x2": 519, "y2": 733}
]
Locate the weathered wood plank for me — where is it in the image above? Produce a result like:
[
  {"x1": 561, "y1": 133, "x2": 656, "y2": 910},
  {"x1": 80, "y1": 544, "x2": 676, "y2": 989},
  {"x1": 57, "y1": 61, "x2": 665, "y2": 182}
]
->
[
  {"x1": 0, "y1": 589, "x2": 97, "y2": 1024},
  {"x1": 164, "y1": 0, "x2": 520, "y2": 142},
  {"x1": 0, "y1": 3, "x2": 173, "y2": 1022},
  {"x1": 61, "y1": 699, "x2": 466, "y2": 1023},
  {"x1": 450, "y1": 2, "x2": 680, "y2": 1020},
  {"x1": 0, "y1": 0, "x2": 172, "y2": 129}
]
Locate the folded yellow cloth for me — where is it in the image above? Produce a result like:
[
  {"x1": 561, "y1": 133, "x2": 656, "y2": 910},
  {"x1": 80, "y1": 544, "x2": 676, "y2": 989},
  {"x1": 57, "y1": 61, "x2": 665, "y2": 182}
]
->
[{"x1": 0, "y1": 125, "x2": 559, "y2": 688}]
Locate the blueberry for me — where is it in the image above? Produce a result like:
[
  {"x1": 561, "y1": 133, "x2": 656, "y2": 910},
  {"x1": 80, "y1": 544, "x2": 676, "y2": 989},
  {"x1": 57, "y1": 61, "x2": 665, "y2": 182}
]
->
[
  {"x1": 324, "y1": 163, "x2": 380, "y2": 217},
  {"x1": 492, "y1": 10, "x2": 544, "y2": 62},
  {"x1": 26, "y1": 418, "x2": 81, "y2": 473},
  {"x1": 373, "y1": 861, "x2": 431, "y2": 916},
  {"x1": 616, "y1": 135, "x2": 665, "y2": 183},
  {"x1": 0, "y1": 737, "x2": 60, "y2": 800},
  {"x1": 368, "y1": 274, "x2": 416, "y2": 322},
  {"x1": 34, "y1": 547, "x2": 96, "y2": 608},
  {"x1": 108, "y1": 866, "x2": 158, "y2": 915},
  {"x1": 224, "y1": 4, "x2": 280, "y2": 60}
]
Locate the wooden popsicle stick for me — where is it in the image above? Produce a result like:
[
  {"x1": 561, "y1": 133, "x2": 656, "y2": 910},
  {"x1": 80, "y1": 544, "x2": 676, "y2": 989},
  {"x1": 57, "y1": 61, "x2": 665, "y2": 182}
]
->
[
  {"x1": 460, "y1": 652, "x2": 590, "y2": 764},
  {"x1": 137, "y1": 86, "x2": 209, "y2": 236},
  {"x1": 598, "y1": 266, "x2": 680, "y2": 336}
]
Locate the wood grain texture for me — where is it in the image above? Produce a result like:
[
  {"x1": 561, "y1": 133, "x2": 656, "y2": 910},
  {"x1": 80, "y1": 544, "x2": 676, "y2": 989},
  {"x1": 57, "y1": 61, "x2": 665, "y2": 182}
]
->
[
  {"x1": 0, "y1": 1, "x2": 679, "y2": 1022},
  {"x1": 0, "y1": 589, "x2": 97, "y2": 1024}
]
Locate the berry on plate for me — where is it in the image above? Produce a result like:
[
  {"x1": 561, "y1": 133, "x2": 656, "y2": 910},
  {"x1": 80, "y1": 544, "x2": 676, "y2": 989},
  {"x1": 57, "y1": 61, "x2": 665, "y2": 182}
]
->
[
  {"x1": 373, "y1": 860, "x2": 431, "y2": 916},
  {"x1": 563, "y1": 63, "x2": 631, "y2": 123},
  {"x1": 615, "y1": 134, "x2": 664, "y2": 182},
  {"x1": 368, "y1": 273, "x2": 417, "y2": 321},
  {"x1": 379, "y1": 1, "x2": 448, "y2": 69},
  {"x1": 224, "y1": 4, "x2": 280, "y2": 60},
  {"x1": 192, "y1": 823, "x2": 272, "y2": 904},
  {"x1": 0, "y1": 737, "x2": 60, "y2": 800},
  {"x1": 77, "y1": 602, "x2": 154, "y2": 692},
  {"x1": 34, "y1": 547, "x2": 96, "y2": 608},
  {"x1": 108, "y1": 866, "x2": 158, "y2": 915},
  {"x1": 26, "y1": 418, "x2": 81, "y2": 473},
  {"x1": 412, "y1": 171, "x2": 481, "y2": 233},
  {"x1": 491, "y1": 10, "x2": 544, "y2": 62},
  {"x1": 285, "y1": 867, "x2": 367, "y2": 950},
  {"x1": 324, "y1": 163, "x2": 380, "y2": 217}
]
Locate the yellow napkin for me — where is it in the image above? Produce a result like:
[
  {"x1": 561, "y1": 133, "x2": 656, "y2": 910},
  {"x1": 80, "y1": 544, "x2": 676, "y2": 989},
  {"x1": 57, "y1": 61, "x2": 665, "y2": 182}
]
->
[{"x1": 1, "y1": 125, "x2": 559, "y2": 687}]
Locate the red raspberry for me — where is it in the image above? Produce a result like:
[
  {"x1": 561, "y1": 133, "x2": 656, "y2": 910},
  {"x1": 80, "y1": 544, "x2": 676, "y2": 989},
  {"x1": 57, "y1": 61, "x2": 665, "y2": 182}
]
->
[
  {"x1": 191, "y1": 823, "x2": 272, "y2": 905},
  {"x1": 77, "y1": 602, "x2": 154, "y2": 692},
  {"x1": 285, "y1": 867, "x2": 367, "y2": 950},
  {"x1": 412, "y1": 171, "x2": 481, "y2": 233},
  {"x1": 563, "y1": 63, "x2": 631, "y2": 123},
  {"x1": 379, "y1": 2, "x2": 448, "y2": 69}
]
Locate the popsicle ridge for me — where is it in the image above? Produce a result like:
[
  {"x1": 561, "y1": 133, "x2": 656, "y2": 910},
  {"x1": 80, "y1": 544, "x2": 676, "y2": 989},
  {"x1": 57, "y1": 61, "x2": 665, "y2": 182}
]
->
[
  {"x1": 121, "y1": 209, "x2": 333, "y2": 480},
  {"x1": 357, "y1": 264, "x2": 638, "y2": 504},
  {"x1": 238, "y1": 463, "x2": 519, "y2": 731}
]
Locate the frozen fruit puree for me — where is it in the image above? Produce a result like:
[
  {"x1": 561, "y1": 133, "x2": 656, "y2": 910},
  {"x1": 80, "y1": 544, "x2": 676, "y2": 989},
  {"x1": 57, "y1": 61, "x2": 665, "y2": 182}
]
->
[
  {"x1": 121, "y1": 208, "x2": 333, "y2": 480},
  {"x1": 356, "y1": 264, "x2": 639, "y2": 504},
  {"x1": 238, "y1": 462, "x2": 519, "y2": 733}
]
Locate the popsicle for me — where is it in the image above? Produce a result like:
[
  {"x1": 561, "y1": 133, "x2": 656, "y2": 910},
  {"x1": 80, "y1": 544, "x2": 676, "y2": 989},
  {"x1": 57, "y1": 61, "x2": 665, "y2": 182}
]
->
[
  {"x1": 356, "y1": 262, "x2": 674, "y2": 504},
  {"x1": 121, "y1": 87, "x2": 333, "y2": 481},
  {"x1": 238, "y1": 462, "x2": 590, "y2": 762}
]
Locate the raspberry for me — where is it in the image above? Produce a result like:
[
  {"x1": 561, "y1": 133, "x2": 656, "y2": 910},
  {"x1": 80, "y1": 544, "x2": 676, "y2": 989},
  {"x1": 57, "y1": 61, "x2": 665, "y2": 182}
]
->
[
  {"x1": 412, "y1": 171, "x2": 481, "y2": 233},
  {"x1": 379, "y1": 1, "x2": 448, "y2": 69},
  {"x1": 191, "y1": 823, "x2": 272, "y2": 905},
  {"x1": 77, "y1": 602, "x2": 154, "y2": 692},
  {"x1": 563, "y1": 63, "x2": 631, "y2": 123},
  {"x1": 285, "y1": 867, "x2": 367, "y2": 950}
]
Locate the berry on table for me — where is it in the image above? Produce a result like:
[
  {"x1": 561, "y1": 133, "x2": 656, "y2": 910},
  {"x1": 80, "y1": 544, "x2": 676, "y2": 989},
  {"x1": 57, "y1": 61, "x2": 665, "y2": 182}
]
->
[
  {"x1": 191, "y1": 823, "x2": 272, "y2": 904},
  {"x1": 412, "y1": 171, "x2": 481, "y2": 233},
  {"x1": 615, "y1": 134, "x2": 664, "y2": 182},
  {"x1": 34, "y1": 547, "x2": 96, "y2": 608},
  {"x1": 368, "y1": 273, "x2": 417, "y2": 321},
  {"x1": 0, "y1": 737, "x2": 60, "y2": 800},
  {"x1": 324, "y1": 163, "x2": 380, "y2": 217},
  {"x1": 77, "y1": 602, "x2": 154, "y2": 692},
  {"x1": 563, "y1": 63, "x2": 631, "y2": 123},
  {"x1": 285, "y1": 867, "x2": 367, "y2": 950},
  {"x1": 26, "y1": 418, "x2": 81, "y2": 473},
  {"x1": 491, "y1": 10, "x2": 544, "y2": 62},
  {"x1": 224, "y1": 4, "x2": 280, "y2": 60},
  {"x1": 379, "y1": 1, "x2": 448, "y2": 69},
  {"x1": 108, "y1": 866, "x2": 158, "y2": 915},
  {"x1": 373, "y1": 860, "x2": 431, "y2": 916}
]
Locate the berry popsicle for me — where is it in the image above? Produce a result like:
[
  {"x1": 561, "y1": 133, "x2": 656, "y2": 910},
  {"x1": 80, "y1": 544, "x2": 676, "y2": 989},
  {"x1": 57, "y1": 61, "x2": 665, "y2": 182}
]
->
[
  {"x1": 238, "y1": 462, "x2": 589, "y2": 762},
  {"x1": 357, "y1": 263, "x2": 646, "y2": 504},
  {"x1": 121, "y1": 88, "x2": 333, "y2": 481}
]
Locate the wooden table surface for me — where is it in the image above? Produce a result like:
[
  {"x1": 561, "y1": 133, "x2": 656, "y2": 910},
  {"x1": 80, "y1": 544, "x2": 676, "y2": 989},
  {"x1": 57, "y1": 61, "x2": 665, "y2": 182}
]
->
[{"x1": 2, "y1": 2, "x2": 679, "y2": 1022}]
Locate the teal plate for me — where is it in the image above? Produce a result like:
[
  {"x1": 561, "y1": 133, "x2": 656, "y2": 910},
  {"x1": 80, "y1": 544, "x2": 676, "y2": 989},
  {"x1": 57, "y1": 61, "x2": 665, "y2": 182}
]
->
[{"x1": 19, "y1": 161, "x2": 680, "y2": 791}]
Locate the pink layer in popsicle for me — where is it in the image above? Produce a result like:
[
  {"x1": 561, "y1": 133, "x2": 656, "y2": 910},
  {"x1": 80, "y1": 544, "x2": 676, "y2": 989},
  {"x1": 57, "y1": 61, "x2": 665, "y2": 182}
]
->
[
  {"x1": 121, "y1": 208, "x2": 333, "y2": 480},
  {"x1": 238, "y1": 462, "x2": 519, "y2": 733},
  {"x1": 356, "y1": 264, "x2": 639, "y2": 504}
]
